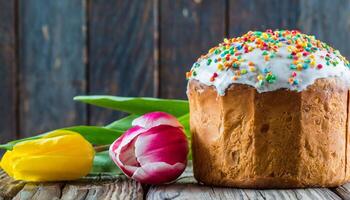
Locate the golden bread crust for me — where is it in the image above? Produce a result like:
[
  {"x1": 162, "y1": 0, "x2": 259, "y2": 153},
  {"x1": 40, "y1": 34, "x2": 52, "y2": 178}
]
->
[{"x1": 188, "y1": 78, "x2": 349, "y2": 188}]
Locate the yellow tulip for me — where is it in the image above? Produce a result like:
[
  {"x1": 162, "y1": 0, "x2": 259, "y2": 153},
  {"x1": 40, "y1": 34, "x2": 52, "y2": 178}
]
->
[{"x1": 0, "y1": 130, "x2": 95, "y2": 182}]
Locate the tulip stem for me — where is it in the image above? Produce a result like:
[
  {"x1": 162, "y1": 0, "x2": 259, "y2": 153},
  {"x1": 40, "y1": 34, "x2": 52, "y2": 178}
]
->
[{"x1": 94, "y1": 145, "x2": 110, "y2": 152}]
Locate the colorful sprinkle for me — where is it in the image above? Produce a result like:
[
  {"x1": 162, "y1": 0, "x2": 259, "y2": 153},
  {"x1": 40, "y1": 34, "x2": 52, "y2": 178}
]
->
[
  {"x1": 265, "y1": 73, "x2": 277, "y2": 83},
  {"x1": 186, "y1": 71, "x2": 192, "y2": 79},
  {"x1": 210, "y1": 72, "x2": 218, "y2": 82},
  {"x1": 207, "y1": 59, "x2": 212, "y2": 65},
  {"x1": 257, "y1": 74, "x2": 264, "y2": 81},
  {"x1": 186, "y1": 30, "x2": 350, "y2": 90},
  {"x1": 217, "y1": 63, "x2": 224, "y2": 71},
  {"x1": 241, "y1": 69, "x2": 248, "y2": 75},
  {"x1": 232, "y1": 76, "x2": 239, "y2": 81}
]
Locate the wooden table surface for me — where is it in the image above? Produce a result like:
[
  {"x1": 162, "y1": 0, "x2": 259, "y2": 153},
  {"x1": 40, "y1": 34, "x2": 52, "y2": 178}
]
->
[{"x1": 1, "y1": 162, "x2": 350, "y2": 200}]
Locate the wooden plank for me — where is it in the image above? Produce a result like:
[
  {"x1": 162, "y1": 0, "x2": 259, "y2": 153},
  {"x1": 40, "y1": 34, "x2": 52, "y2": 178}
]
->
[
  {"x1": 0, "y1": 168, "x2": 345, "y2": 200},
  {"x1": 0, "y1": 170, "x2": 25, "y2": 199},
  {"x1": 147, "y1": 162, "x2": 342, "y2": 200},
  {"x1": 88, "y1": 0, "x2": 157, "y2": 125},
  {"x1": 61, "y1": 175, "x2": 143, "y2": 200},
  {"x1": 0, "y1": 0, "x2": 17, "y2": 143},
  {"x1": 148, "y1": 185, "x2": 341, "y2": 200},
  {"x1": 160, "y1": 0, "x2": 226, "y2": 99},
  {"x1": 334, "y1": 183, "x2": 350, "y2": 200},
  {"x1": 13, "y1": 183, "x2": 62, "y2": 200},
  {"x1": 18, "y1": 0, "x2": 87, "y2": 136},
  {"x1": 229, "y1": 0, "x2": 299, "y2": 36},
  {"x1": 0, "y1": 170, "x2": 143, "y2": 200},
  {"x1": 229, "y1": 0, "x2": 350, "y2": 58},
  {"x1": 298, "y1": 0, "x2": 350, "y2": 59}
]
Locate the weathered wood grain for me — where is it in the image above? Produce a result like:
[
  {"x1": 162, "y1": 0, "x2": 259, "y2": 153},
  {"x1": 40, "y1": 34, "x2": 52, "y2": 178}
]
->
[
  {"x1": 334, "y1": 182, "x2": 350, "y2": 200},
  {"x1": 229, "y1": 0, "x2": 299, "y2": 36},
  {"x1": 148, "y1": 185, "x2": 342, "y2": 200},
  {"x1": 13, "y1": 183, "x2": 62, "y2": 200},
  {"x1": 0, "y1": 170, "x2": 25, "y2": 199},
  {"x1": 0, "y1": 0, "x2": 17, "y2": 143},
  {"x1": 18, "y1": 0, "x2": 87, "y2": 136},
  {"x1": 160, "y1": 0, "x2": 226, "y2": 99},
  {"x1": 61, "y1": 176, "x2": 143, "y2": 200},
  {"x1": 228, "y1": 0, "x2": 350, "y2": 59},
  {"x1": 88, "y1": 0, "x2": 157, "y2": 125},
  {"x1": 147, "y1": 162, "x2": 342, "y2": 200},
  {"x1": 0, "y1": 168, "x2": 347, "y2": 200},
  {"x1": 0, "y1": 170, "x2": 143, "y2": 200},
  {"x1": 298, "y1": 0, "x2": 350, "y2": 59}
]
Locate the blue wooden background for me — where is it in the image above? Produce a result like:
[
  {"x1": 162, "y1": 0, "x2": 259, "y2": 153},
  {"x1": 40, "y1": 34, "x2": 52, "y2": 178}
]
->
[{"x1": 0, "y1": 0, "x2": 349, "y2": 142}]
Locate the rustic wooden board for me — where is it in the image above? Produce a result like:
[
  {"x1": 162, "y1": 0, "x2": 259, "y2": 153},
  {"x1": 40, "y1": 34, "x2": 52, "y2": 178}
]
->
[
  {"x1": 148, "y1": 185, "x2": 342, "y2": 200},
  {"x1": 61, "y1": 176, "x2": 143, "y2": 200},
  {"x1": 18, "y1": 0, "x2": 87, "y2": 136},
  {"x1": 229, "y1": 0, "x2": 299, "y2": 36},
  {"x1": 0, "y1": 0, "x2": 17, "y2": 143},
  {"x1": 228, "y1": 0, "x2": 350, "y2": 59},
  {"x1": 0, "y1": 170, "x2": 143, "y2": 200},
  {"x1": 13, "y1": 183, "x2": 63, "y2": 200},
  {"x1": 334, "y1": 182, "x2": 350, "y2": 200},
  {"x1": 2, "y1": 165, "x2": 350, "y2": 199},
  {"x1": 0, "y1": 170, "x2": 25, "y2": 199},
  {"x1": 147, "y1": 162, "x2": 343, "y2": 200},
  {"x1": 159, "y1": 0, "x2": 226, "y2": 99},
  {"x1": 88, "y1": 0, "x2": 157, "y2": 125}
]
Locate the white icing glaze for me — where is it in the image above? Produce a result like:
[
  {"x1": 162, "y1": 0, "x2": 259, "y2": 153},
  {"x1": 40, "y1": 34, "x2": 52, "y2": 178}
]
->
[{"x1": 188, "y1": 31, "x2": 350, "y2": 95}]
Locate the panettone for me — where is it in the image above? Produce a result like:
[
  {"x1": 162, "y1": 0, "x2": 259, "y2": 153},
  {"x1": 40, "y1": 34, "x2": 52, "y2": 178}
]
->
[{"x1": 186, "y1": 30, "x2": 350, "y2": 188}]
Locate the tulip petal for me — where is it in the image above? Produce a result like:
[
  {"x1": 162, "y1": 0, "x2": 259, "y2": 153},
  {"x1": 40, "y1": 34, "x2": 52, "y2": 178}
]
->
[
  {"x1": 135, "y1": 125, "x2": 188, "y2": 165},
  {"x1": 132, "y1": 162, "x2": 185, "y2": 184},
  {"x1": 116, "y1": 138, "x2": 140, "y2": 177},
  {"x1": 109, "y1": 112, "x2": 189, "y2": 185},
  {"x1": 132, "y1": 112, "x2": 183, "y2": 129},
  {"x1": 0, "y1": 130, "x2": 95, "y2": 182},
  {"x1": 110, "y1": 126, "x2": 145, "y2": 177},
  {"x1": 12, "y1": 155, "x2": 93, "y2": 181},
  {"x1": 116, "y1": 126, "x2": 145, "y2": 153},
  {"x1": 11, "y1": 130, "x2": 93, "y2": 157},
  {"x1": 0, "y1": 151, "x2": 15, "y2": 177}
]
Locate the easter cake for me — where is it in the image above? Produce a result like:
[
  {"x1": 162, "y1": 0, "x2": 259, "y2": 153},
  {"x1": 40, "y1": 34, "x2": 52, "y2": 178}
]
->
[{"x1": 186, "y1": 30, "x2": 350, "y2": 188}]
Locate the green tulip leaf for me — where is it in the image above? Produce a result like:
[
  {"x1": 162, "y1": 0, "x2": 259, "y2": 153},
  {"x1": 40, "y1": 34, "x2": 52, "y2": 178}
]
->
[
  {"x1": 90, "y1": 151, "x2": 122, "y2": 175},
  {"x1": 106, "y1": 113, "x2": 191, "y2": 137},
  {"x1": 64, "y1": 126, "x2": 123, "y2": 145},
  {"x1": 74, "y1": 96, "x2": 189, "y2": 117},
  {"x1": 178, "y1": 113, "x2": 190, "y2": 138},
  {"x1": 0, "y1": 126, "x2": 123, "y2": 150},
  {"x1": 105, "y1": 114, "x2": 140, "y2": 131}
]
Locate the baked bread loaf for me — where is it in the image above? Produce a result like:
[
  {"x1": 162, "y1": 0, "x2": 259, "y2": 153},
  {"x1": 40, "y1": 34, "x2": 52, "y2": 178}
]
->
[{"x1": 186, "y1": 30, "x2": 350, "y2": 188}]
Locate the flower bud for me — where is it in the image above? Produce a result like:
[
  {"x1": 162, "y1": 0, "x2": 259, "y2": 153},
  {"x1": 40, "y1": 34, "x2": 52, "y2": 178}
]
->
[
  {"x1": 109, "y1": 112, "x2": 188, "y2": 184},
  {"x1": 0, "y1": 130, "x2": 95, "y2": 182}
]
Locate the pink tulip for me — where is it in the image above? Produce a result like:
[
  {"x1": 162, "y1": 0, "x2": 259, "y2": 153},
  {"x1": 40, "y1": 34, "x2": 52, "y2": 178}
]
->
[{"x1": 109, "y1": 112, "x2": 188, "y2": 184}]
